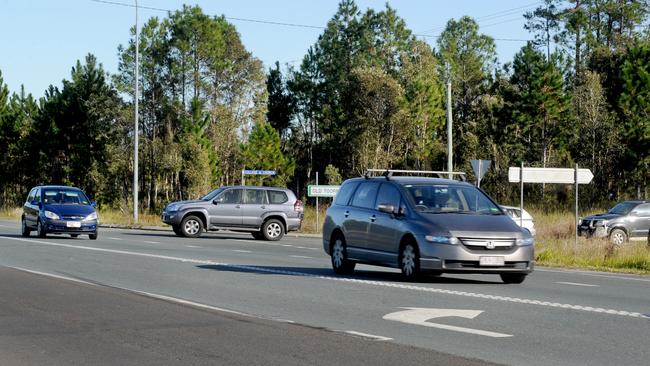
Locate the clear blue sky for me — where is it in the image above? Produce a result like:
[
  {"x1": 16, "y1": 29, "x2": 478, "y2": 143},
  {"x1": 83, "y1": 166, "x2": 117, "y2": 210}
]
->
[{"x1": 0, "y1": 0, "x2": 538, "y2": 97}]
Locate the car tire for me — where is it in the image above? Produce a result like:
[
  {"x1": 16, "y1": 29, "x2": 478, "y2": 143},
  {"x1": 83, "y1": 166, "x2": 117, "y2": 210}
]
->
[
  {"x1": 89, "y1": 232, "x2": 98, "y2": 240},
  {"x1": 330, "y1": 234, "x2": 355, "y2": 274},
  {"x1": 609, "y1": 228, "x2": 627, "y2": 246},
  {"x1": 251, "y1": 232, "x2": 264, "y2": 240},
  {"x1": 399, "y1": 241, "x2": 421, "y2": 281},
  {"x1": 21, "y1": 218, "x2": 31, "y2": 237},
  {"x1": 70, "y1": 234, "x2": 79, "y2": 238},
  {"x1": 262, "y1": 219, "x2": 284, "y2": 241},
  {"x1": 500, "y1": 273, "x2": 527, "y2": 284},
  {"x1": 172, "y1": 225, "x2": 184, "y2": 237},
  {"x1": 181, "y1": 215, "x2": 203, "y2": 238},
  {"x1": 36, "y1": 219, "x2": 47, "y2": 238}
]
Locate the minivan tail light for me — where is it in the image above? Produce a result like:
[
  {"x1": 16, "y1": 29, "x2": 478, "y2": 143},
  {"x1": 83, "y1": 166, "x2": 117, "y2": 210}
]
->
[{"x1": 294, "y1": 200, "x2": 303, "y2": 212}]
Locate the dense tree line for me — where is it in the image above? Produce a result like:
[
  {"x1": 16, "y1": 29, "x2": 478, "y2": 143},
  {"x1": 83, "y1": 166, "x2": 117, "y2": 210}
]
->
[{"x1": 0, "y1": 1, "x2": 648, "y2": 211}]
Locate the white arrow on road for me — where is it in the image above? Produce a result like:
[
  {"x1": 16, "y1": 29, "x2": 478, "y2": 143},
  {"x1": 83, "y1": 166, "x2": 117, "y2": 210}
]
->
[{"x1": 383, "y1": 307, "x2": 512, "y2": 338}]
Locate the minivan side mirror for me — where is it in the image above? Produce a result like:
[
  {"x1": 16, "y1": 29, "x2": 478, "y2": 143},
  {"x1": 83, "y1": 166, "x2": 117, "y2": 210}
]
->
[
  {"x1": 378, "y1": 203, "x2": 396, "y2": 215},
  {"x1": 212, "y1": 199, "x2": 219, "y2": 205}
]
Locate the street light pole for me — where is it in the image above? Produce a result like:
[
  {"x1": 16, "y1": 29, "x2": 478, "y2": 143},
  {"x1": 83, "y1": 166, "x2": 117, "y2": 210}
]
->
[
  {"x1": 134, "y1": 0, "x2": 139, "y2": 223},
  {"x1": 446, "y1": 62, "x2": 453, "y2": 179}
]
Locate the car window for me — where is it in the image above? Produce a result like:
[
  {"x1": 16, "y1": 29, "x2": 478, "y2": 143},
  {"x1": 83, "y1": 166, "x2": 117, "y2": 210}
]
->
[
  {"x1": 375, "y1": 183, "x2": 401, "y2": 210},
  {"x1": 268, "y1": 190, "x2": 288, "y2": 204},
  {"x1": 334, "y1": 181, "x2": 359, "y2": 206},
  {"x1": 245, "y1": 189, "x2": 267, "y2": 204},
  {"x1": 27, "y1": 188, "x2": 36, "y2": 203},
  {"x1": 608, "y1": 202, "x2": 637, "y2": 215},
  {"x1": 41, "y1": 189, "x2": 89, "y2": 205},
  {"x1": 217, "y1": 189, "x2": 242, "y2": 204},
  {"x1": 634, "y1": 203, "x2": 650, "y2": 217},
  {"x1": 402, "y1": 184, "x2": 501, "y2": 214},
  {"x1": 34, "y1": 189, "x2": 41, "y2": 203},
  {"x1": 351, "y1": 182, "x2": 379, "y2": 209}
]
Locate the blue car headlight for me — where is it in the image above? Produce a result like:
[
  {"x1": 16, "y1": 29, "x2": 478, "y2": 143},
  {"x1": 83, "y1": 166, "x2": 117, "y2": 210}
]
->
[
  {"x1": 44, "y1": 210, "x2": 60, "y2": 220},
  {"x1": 83, "y1": 212, "x2": 98, "y2": 222},
  {"x1": 516, "y1": 237, "x2": 534, "y2": 246},
  {"x1": 425, "y1": 235, "x2": 459, "y2": 245}
]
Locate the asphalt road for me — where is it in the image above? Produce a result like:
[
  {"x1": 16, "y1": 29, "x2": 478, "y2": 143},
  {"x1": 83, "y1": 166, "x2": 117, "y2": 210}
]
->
[{"x1": 1, "y1": 219, "x2": 649, "y2": 365}]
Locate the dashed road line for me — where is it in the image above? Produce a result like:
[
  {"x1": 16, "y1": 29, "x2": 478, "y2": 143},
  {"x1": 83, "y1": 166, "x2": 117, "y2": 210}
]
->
[
  {"x1": 342, "y1": 330, "x2": 392, "y2": 341},
  {"x1": 3, "y1": 235, "x2": 649, "y2": 320},
  {"x1": 556, "y1": 282, "x2": 600, "y2": 287},
  {"x1": 184, "y1": 245, "x2": 202, "y2": 248},
  {"x1": 107, "y1": 237, "x2": 123, "y2": 241},
  {"x1": 290, "y1": 255, "x2": 314, "y2": 259},
  {"x1": 232, "y1": 249, "x2": 252, "y2": 253},
  {"x1": 143, "y1": 240, "x2": 160, "y2": 244}
]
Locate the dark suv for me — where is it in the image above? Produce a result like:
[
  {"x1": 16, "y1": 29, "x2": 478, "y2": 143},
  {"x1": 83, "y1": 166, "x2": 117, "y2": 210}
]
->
[
  {"x1": 322, "y1": 173, "x2": 534, "y2": 283},
  {"x1": 21, "y1": 185, "x2": 98, "y2": 239},
  {"x1": 579, "y1": 201, "x2": 650, "y2": 245},
  {"x1": 162, "y1": 186, "x2": 303, "y2": 240}
]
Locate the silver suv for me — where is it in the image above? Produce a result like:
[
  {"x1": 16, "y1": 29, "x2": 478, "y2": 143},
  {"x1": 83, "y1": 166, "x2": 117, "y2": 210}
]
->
[
  {"x1": 322, "y1": 172, "x2": 535, "y2": 283},
  {"x1": 162, "y1": 186, "x2": 303, "y2": 240}
]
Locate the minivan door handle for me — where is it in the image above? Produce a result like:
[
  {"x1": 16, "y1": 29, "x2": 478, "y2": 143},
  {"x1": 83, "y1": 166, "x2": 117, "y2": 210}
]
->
[
  {"x1": 369, "y1": 214, "x2": 376, "y2": 222},
  {"x1": 235, "y1": 205, "x2": 241, "y2": 209},
  {"x1": 344, "y1": 210, "x2": 350, "y2": 218}
]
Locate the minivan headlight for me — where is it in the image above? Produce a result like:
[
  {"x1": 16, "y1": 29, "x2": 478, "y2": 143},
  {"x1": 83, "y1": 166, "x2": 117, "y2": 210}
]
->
[
  {"x1": 44, "y1": 211, "x2": 60, "y2": 220},
  {"x1": 425, "y1": 235, "x2": 459, "y2": 245},
  {"x1": 83, "y1": 212, "x2": 98, "y2": 222},
  {"x1": 516, "y1": 237, "x2": 534, "y2": 246}
]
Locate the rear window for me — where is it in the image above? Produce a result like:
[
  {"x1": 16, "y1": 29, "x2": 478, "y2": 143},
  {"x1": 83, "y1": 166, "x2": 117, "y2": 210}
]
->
[
  {"x1": 351, "y1": 182, "x2": 379, "y2": 209},
  {"x1": 334, "y1": 181, "x2": 360, "y2": 206},
  {"x1": 268, "y1": 190, "x2": 288, "y2": 204}
]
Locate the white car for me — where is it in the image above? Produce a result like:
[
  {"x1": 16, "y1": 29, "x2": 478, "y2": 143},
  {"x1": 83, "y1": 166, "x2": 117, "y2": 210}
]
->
[{"x1": 501, "y1": 205, "x2": 536, "y2": 236}]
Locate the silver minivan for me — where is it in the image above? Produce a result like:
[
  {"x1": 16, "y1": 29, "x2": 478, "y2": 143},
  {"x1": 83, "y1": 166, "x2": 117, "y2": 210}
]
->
[{"x1": 322, "y1": 173, "x2": 534, "y2": 283}]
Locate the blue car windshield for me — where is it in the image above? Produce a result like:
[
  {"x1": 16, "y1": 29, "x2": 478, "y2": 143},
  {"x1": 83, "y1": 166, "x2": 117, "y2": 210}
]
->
[
  {"x1": 42, "y1": 189, "x2": 90, "y2": 205},
  {"x1": 402, "y1": 184, "x2": 503, "y2": 215},
  {"x1": 201, "y1": 187, "x2": 226, "y2": 201}
]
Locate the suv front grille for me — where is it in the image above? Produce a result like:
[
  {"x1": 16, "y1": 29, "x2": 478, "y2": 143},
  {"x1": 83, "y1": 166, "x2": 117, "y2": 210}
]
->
[{"x1": 459, "y1": 238, "x2": 515, "y2": 252}]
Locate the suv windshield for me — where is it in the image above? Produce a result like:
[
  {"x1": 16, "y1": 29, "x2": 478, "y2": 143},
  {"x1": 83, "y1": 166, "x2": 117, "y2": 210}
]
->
[
  {"x1": 201, "y1": 187, "x2": 226, "y2": 201},
  {"x1": 402, "y1": 184, "x2": 502, "y2": 215},
  {"x1": 608, "y1": 202, "x2": 637, "y2": 215},
  {"x1": 42, "y1": 189, "x2": 90, "y2": 205}
]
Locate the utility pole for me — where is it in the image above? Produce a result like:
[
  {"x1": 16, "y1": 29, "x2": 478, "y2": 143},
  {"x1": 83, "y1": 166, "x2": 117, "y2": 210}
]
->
[
  {"x1": 446, "y1": 62, "x2": 453, "y2": 179},
  {"x1": 133, "y1": 0, "x2": 139, "y2": 223}
]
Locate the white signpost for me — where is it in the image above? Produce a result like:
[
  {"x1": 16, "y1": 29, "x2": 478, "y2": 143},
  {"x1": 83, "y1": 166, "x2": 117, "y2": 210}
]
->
[
  {"x1": 508, "y1": 164, "x2": 594, "y2": 247},
  {"x1": 307, "y1": 183, "x2": 341, "y2": 233}
]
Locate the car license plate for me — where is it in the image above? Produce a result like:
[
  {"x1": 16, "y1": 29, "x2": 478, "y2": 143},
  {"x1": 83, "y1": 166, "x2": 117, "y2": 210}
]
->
[
  {"x1": 479, "y1": 256, "x2": 505, "y2": 266},
  {"x1": 66, "y1": 221, "x2": 81, "y2": 228}
]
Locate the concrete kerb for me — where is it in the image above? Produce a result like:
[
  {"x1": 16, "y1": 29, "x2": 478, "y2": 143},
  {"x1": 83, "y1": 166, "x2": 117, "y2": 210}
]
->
[{"x1": 98, "y1": 223, "x2": 322, "y2": 239}]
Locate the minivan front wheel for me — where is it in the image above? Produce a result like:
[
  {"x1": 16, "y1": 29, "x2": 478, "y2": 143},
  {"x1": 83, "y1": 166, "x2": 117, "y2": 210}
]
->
[
  {"x1": 21, "y1": 218, "x2": 31, "y2": 237},
  {"x1": 331, "y1": 235, "x2": 355, "y2": 274},
  {"x1": 36, "y1": 219, "x2": 47, "y2": 238},
  {"x1": 181, "y1": 215, "x2": 204, "y2": 238},
  {"x1": 400, "y1": 242, "x2": 420, "y2": 280}
]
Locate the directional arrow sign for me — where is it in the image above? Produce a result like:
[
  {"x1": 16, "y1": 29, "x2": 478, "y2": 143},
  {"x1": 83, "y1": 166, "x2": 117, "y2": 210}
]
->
[
  {"x1": 382, "y1": 307, "x2": 512, "y2": 338},
  {"x1": 508, "y1": 167, "x2": 594, "y2": 184}
]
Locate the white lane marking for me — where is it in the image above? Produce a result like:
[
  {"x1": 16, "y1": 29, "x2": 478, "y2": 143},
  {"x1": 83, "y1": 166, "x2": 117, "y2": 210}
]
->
[
  {"x1": 0, "y1": 224, "x2": 14, "y2": 228},
  {"x1": 143, "y1": 241, "x2": 160, "y2": 244},
  {"x1": 9, "y1": 266, "x2": 98, "y2": 286},
  {"x1": 185, "y1": 245, "x2": 202, "y2": 248},
  {"x1": 107, "y1": 237, "x2": 123, "y2": 241},
  {"x1": 343, "y1": 330, "x2": 393, "y2": 341},
  {"x1": 3, "y1": 235, "x2": 648, "y2": 320},
  {"x1": 537, "y1": 268, "x2": 650, "y2": 283},
  {"x1": 232, "y1": 249, "x2": 252, "y2": 253},
  {"x1": 383, "y1": 308, "x2": 511, "y2": 338},
  {"x1": 290, "y1": 255, "x2": 314, "y2": 259},
  {"x1": 556, "y1": 282, "x2": 600, "y2": 287}
]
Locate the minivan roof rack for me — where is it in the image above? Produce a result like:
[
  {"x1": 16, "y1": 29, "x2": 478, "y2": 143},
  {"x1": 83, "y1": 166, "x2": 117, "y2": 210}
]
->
[{"x1": 365, "y1": 169, "x2": 467, "y2": 181}]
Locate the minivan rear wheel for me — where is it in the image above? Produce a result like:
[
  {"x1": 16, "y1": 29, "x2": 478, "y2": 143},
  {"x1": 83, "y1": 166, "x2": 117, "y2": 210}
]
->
[
  {"x1": 399, "y1": 242, "x2": 420, "y2": 280},
  {"x1": 181, "y1": 215, "x2": 204, "y2": 238},
  {"x1": 500, "y1": 273, "x2": 527, "y2": 284},
  {"x1": 331, "y1": 235, "x2": 355, "y2": 274}
]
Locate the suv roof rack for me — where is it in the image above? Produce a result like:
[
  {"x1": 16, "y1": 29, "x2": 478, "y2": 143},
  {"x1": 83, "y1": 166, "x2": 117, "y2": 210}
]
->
[{"x1": 364, "y1": 169, "x2": 467, "y2": 181}]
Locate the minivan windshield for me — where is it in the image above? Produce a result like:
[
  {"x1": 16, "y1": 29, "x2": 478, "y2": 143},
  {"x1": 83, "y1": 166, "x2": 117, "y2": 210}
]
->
[
  {"x1": 42, "y1": 189, "x2": 90, "y2": 205},
  {"x1": 608, "y1": 202, "x2": 637, "y2": 215},
  {"x1": 402, "y1": 184, "x2": 503, "y2": 215},
  {"x1": 201, "y1": 187, "x2": 226, "y2": 201}
]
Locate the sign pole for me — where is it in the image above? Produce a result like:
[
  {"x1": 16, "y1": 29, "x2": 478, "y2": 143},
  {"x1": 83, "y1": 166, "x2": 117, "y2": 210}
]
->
[
  {"x1": 575, "y1": 163, "x2": 579, "y2": 248},
  {"x1": 241, "y1": 170, "x2": 245, "y2": 186},
  {"x1": 520, "y1": 162, "x2": 524, "y2": 228},
  {"x1": 316, "y1": 172, "x2": 319, "y2": 234}
]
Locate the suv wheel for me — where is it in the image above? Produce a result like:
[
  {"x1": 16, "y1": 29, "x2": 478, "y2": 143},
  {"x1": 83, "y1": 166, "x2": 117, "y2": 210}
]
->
[
  {"x1": 399, "y1": 242, "x2": 420, "y2": 280},
  {"x1": 21, "y1": 218, "x2": 31, "y2": 237},
  {"x1": 609, "y1": 229, "x2": 627, "y2": 246},
  {"x1": 181, "y1": 215, "x2": 204, "y2": 238},
  {"x1": 331, "y1": 235, "x2": 355, "y2": 274},
  {"x1": 262, "y1": 219, "x2": 284, "y2": 241},
  {"x1": 36, "y1": 219, "x2": 47, "y2": 238},
  {"x1": 500, "y1": 273, "x2": 527, "y2": 284}
]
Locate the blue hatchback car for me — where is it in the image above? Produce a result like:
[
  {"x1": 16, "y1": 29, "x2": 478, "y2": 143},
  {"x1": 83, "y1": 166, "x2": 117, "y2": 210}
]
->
[{"x1": 21, "y1": 185, "x2": 98, "y2": 239}]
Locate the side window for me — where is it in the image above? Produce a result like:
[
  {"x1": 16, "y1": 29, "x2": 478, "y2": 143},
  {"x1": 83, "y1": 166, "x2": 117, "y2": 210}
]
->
[
  {"x1": 217, "y1": 189, "x2": 242, "y2": 204},
  {"x1": 334, "y1": 181, "x2": 359, "y2": 206},
  {"x1": 634, "y1": 204, "x2": 650, "y2": 217},
  {"x1": 351, "y1": 182, "x2": 379, "y2": 209},
  {"x1": 375, "y1": 183, "x2": 401, "y2": 210},
  {"x1": 245, "y1": 189, "x2": 267, "y2": 204},
  {"x1": 268, "y1": 190, "x2": 288, "y2": 204},
  {"x1": 27, "y1": 189, "x2": 36, "y2": 203},
  {"x1": 34, "y1": 189, "x2": 41, "y2": 203}
]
